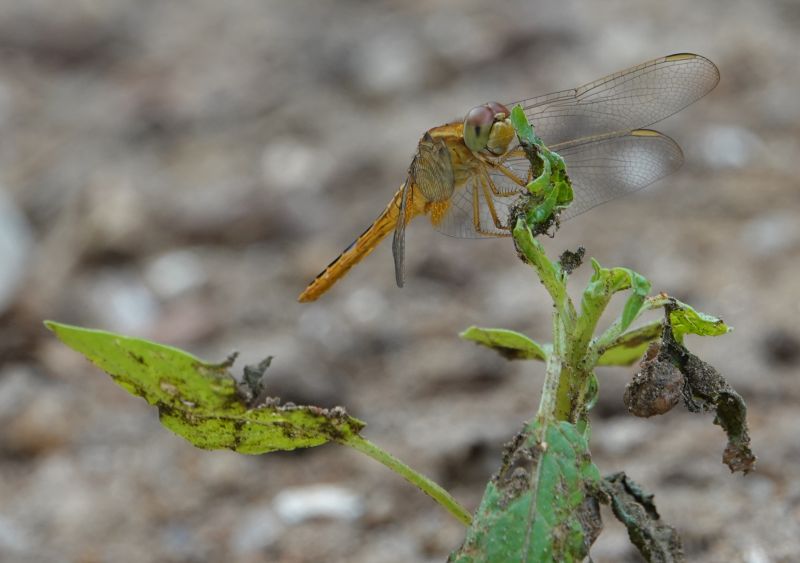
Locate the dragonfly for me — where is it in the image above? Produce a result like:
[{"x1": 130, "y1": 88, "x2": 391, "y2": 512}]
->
[{"x1": 298, "y1": 53, "x2": 719, "y2": 303}]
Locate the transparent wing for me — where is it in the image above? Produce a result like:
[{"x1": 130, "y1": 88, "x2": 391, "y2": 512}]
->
[
  {"x1": 392, "y1": 180, "x2": 410, "y2": 286},
  {"x1": 491, "y1": 129, "x2": 684, "y2": 222},
  {"x1": 432, "y1": 129, "x2": 683, "y2": 238},
  {"x1": 507, "y1": 53, "x2": 719, "y2": 147},
  {"x1": 432, "y1": 167, "x2": 517, "y2": 239},
  {"x1": 556, "y1": 130, "x2": 684, "y2": 219},
  {"x1": 431, "y1": 54, "x2": 714, "y2": 239}
]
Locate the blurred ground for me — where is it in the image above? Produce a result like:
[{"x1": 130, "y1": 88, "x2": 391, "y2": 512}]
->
[{"x1": 1, "y1": 0, "x2": 799, "y2": 561}]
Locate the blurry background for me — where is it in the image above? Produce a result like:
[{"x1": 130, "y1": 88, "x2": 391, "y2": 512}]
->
[{"x1": 1, "y1": 0, "x2": 798, "y2": 561}]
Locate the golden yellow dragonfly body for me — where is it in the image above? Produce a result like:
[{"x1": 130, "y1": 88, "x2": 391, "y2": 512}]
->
[{"x1": 298, "y1": 53, "x2": 719, "y2": 303}]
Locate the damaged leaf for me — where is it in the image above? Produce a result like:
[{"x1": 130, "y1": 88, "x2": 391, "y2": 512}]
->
[
  {"x1": 451, "y1": 420, "x2": 602, "y2": 562},
  {"x1": 45, "y1": 321, "x2": 364, "y2": 454},
  {"x1": 668, "y1": 301, "x2": 730, "y2": 342},
  {"x1": 657, "y1": 308, "x2": 756, "y2": 473},
  {"x1": 666, "y1": 338, "x2": 756, "y2": 473},
  {"x1": 460, "y1": 326, "x2": 549, "y2": 361},
  {"x1": 715, "y1": 390, "x2": 756, "y2": 473},
  {"x1": 597, "y1": 472, "x2": 684, "y2": 562}
]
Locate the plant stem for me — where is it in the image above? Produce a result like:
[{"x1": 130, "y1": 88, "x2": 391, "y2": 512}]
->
[
  {"x1": 538, "y1": 337, "x2": 564, "y2": 425},
  {"x1": 342, "y1": 434, "x2": 473, "y2": 526},
  {"x1": 513, "y1": 220, "x2": 575, "y2": 325}
]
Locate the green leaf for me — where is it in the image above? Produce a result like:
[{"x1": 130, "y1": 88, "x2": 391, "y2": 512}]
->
[
  {"x1": 668, "y1": 302, "x2": 730, "y2": 342},
  {"x1": 460, "y1": 326, "x2": 549, "y2": 361},
  {"x1": 555, "y1": 173, "x2": 574, "y2": 207},
  {"x1": 582, "y1": 261, "x2": 633, "y2": 318},
  {"x1": 598, "y1": 472, "x2": 684, "y2": 561},
  {"x1": 621, "y1": 271, "x2": 652, "y2": 332},
  {"x1": 583, "y1": 263, "x2": 649, "y2": 319},
  {"x1": 45, "y1": 321, "x2": 364, "y2": 454},
  {"x1": 510, "y1": 104, "x2": 536, "y2": 144},
  {"x1": 576, "y1": 262, "x2": 650, "y2": 360},
  {"x1": 451, "y1": 420, "x2": 602, "y2": 562},
  {"x1": 598, "y1": 322, "x2": 662, "y2": 366}
]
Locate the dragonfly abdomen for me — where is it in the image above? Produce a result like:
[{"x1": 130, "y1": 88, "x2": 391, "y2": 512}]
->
[{"x1": 297, "y1": 183, "x2": 425, "y2": 302}]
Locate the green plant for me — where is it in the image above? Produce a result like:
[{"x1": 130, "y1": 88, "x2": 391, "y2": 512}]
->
[{"x1": 46, "y1": 107, "x2": 754, "y2": 562}]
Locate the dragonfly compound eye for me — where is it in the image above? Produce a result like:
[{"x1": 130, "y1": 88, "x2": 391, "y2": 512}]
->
[
  {"x1": 463, "y1": 105, "x2": 494, "y2": 152},
  {"x1": 485, "y1": 101, "x2": 510, "y2": 120}
]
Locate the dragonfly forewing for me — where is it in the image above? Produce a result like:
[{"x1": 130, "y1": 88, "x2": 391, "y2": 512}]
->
[{"x1": 510, "y1": 53, "x2": 719, "y2": 147}]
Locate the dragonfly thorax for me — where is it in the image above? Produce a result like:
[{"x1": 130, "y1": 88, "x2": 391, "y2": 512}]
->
[{"x1": 463, "y1": 102, "x2": 514, "y2": 156}]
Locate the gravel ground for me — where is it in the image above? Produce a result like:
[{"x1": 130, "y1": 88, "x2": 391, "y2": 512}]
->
[{"x1": 1, "y1": 1, "x2": 799, "y2": 561}]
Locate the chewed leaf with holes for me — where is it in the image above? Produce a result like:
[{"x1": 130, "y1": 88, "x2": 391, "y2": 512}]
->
[
  {"x1": 451, "y1": 420, "x2": 602, "y2": 562},
  {"x1": 45, "y1": 321, "x2": 364, "y2": 454}
]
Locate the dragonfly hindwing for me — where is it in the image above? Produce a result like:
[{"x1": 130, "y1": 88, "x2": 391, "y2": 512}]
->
[{"x1": 410, "y1": 133, "x2": 455, "y2": 202}]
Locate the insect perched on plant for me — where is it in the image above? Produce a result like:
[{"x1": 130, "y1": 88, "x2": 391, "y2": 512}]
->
[{"x1": 298, "y1": 53, "x2": 719, "y2": 303}]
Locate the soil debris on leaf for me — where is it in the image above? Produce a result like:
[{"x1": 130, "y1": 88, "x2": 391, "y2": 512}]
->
[
  {"x1": 494, "y1": 428, "x2": 540, "y2": 508},
  {"x1": 558, "y1": 246, "x2": 585, "y2": 275},
  {"x1": 238, "y1": 356, "x2": 273, "y2": 406}
]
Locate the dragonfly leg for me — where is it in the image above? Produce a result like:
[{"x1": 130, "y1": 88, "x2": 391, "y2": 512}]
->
[
  {"x1": 495, "y1": 147, "x2": 523, "y2": 166},
  {"x1": 470, "y1": 179, "x2": 505, "y2": 235},
  {"x1": 471, "y1": 180, "x2": 482, "y2": 233},
  {"x1": 484, "y1": 170, "x2": 522, "y2": 197},
  {"x1": 478, "y1": 173, "x2": 510, "y2": 231},
  {"x1": 502, "y1": 147, "x2": 536, "y2": 183},
  {"x1": 492, "y1": 161, "x2": 529, "y2": 192}
]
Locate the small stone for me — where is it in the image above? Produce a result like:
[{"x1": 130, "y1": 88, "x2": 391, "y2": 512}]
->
[
  {"x1": 260, "y1": 140, "x2": 334, "y2": 194},
  {"x1": 740, "y1": 211, "x2": 800, "y2": 257},
  {"x1": 761, "y1": 329, "x2": 800, "y2": 367},
  {"x1": 0, "y1": 513, "x2": 31, "y2": 555},
  {"x1": 273, "y1": 484, "x2": 363, "y2": 524},
  {"x1": 145, "y1": 250, "x2": 207, "y2": 299},
  {"x1": 230, "y1": 504, "x2": 284, "y2": 554},
  {"x1": 84, "y1": 271, "x2": 161, "y2": 334},
  {"x1": 0, "y1": 188, "x2": 34, "y2": 314},
  {"x1": 699, "y1": 125, "x2": 762, "y2": 169}
]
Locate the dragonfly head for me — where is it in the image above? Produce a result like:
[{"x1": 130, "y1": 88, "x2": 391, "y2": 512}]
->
[{"x1": 463, "y1": 102, "x2": 514, "y2": 156}]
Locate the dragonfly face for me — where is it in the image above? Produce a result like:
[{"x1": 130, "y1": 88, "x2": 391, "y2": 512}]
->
[
  {"x1": 463, "y1": 102, "x2": 515, "y2": 156},
  {"x1": 298, "y1": 53, "x2": 720, "y2": 303}
]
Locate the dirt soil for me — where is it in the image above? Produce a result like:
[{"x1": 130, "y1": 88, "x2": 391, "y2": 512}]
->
[{"x1": 1, "y1": 1, "x2": 799, "y2": 561}]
